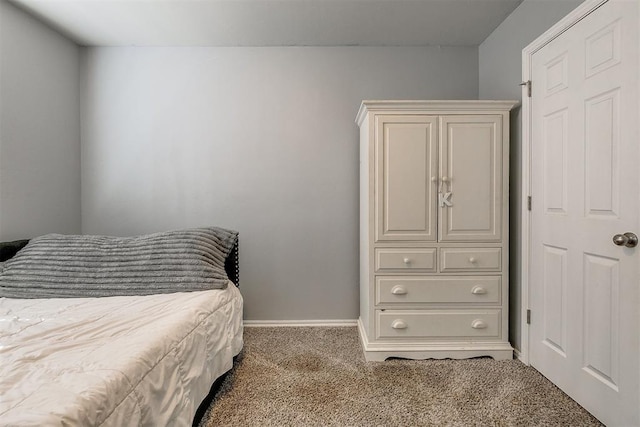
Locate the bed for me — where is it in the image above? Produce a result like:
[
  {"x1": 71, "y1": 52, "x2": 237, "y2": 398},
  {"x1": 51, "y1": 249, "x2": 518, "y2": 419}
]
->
[{"x1": 0, "y1": 227, "x2": 243, "y2": 426}]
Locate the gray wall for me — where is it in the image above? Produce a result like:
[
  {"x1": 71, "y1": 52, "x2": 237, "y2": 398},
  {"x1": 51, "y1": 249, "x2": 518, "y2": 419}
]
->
[
  {"x1": 0, "y1": 0, "x2": 587, "y2": 331},
  {"x1": 80, "y1": 46, "x2": 479, "y2": 321},
  {"x1": 0, "y1": 1, "x2": 81, "y2": 241},
  {"x1": 478, "y1": 0, "x2": 583, "y2": 351}
]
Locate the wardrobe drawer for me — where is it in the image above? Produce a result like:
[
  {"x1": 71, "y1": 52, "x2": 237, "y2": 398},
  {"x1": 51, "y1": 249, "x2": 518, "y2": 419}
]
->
[
  {"x1": 375, "y1": 248, "x2": 436, "y2": 272},
  {"x1": 440, "y1": 248, "x2": 501, "y2": 272},
  {"x1": 376, "y1": 310, "x2": 501, "y2": 339},
  {"x1": 375, "y1": 276, "x2": 501, "y2": 305}
]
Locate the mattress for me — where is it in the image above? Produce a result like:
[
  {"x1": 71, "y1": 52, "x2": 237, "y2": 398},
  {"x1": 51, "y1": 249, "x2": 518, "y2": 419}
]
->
[{"x1": 0, "y1": 283, "x2": 243, "y2": 426}]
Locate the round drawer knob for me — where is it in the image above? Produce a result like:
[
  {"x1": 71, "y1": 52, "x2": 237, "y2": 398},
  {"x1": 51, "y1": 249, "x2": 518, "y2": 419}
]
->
[
  {"x1": 403, "y1": 257, "x2": 411, "y2": 265},
  {"x1": 469, "y1": 257, "x2": 477, "y2": 264},
  {"x1": 392, "y1": 319, "x2": 408, "y2": 329},
  {"x1": 471, "y1": 319, "x2": 487, "y2": 329},
  {"x1": 471, "y1": 286, "x2": 487, "y2": 295},
  {"x1": 391, "y1": 285, "x2": 408, "y2": 295}
]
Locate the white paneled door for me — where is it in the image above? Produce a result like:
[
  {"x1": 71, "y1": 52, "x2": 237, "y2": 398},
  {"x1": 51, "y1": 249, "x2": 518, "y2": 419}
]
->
[{"x1": 529, "y1": 1, "x2": 639, "y2": 425}]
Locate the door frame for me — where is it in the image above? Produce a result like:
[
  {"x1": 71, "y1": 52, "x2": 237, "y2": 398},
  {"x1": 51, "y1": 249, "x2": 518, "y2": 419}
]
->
[{"x1": 520, "y1": 0, "x2": 608, "y2": 365}]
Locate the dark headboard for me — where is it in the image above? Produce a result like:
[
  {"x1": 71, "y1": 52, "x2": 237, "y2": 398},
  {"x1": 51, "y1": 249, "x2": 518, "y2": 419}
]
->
[
  {"x1": 224, "y1": 238, "x2": 239, "y2": 287},
  {"x1": 1, "y1": 236, "x2": 239, "y2": 287},
  {"x1": 0, "y1": 240, "x2": 29, "y2": 262}
]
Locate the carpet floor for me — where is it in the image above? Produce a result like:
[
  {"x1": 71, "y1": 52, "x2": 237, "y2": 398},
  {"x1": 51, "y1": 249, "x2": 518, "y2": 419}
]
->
[{"x1": 199, "y1": 327, "x2": 602, "y2": 426}]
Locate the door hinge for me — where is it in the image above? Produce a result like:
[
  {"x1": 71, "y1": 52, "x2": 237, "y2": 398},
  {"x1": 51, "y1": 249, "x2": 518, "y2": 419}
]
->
[
  {"x1": 520, "y1": 80, "x2": 532, "y2": 97},
  {"x1": 526, "y1": 309, "x2": 531, "y2": 324},
  {"x1": 527, "y1": 196, "x2": 532, "y2": 211}
]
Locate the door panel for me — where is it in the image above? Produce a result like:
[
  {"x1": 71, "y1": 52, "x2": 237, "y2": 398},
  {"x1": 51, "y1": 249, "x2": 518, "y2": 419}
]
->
[
  {"x1": 529, "y1": 1, "x2": 638, "y2": 425},
  {"x1": 439, "y1": 116, "x2": 502, "y2": 242},
  {"x1": 542, "y1": 109, "x2": 568, "y2": 214},
  {"x1": 375, "y1": 115, "x2": 437, "y2": 242},
  {"x1": 542, "y1": 244, "x2": 567, "y2": 357},
  {"x1": 585, "y1": 88, "x2": 619, "y2": 217},
  {"x1": 583, "y1": 252, "x2": 620, "y2": 391}
]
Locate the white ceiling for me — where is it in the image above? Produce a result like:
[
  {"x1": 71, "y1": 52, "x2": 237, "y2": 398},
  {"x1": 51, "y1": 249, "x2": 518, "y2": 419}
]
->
[{"x1": 10, "y1": 0, "x2": 523, "y2": 47}]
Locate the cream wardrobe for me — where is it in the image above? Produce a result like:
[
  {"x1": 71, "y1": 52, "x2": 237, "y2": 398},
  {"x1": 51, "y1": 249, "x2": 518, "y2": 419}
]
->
[{"x1": 356, "y1": 100, "x2": 517, "y2": 361}]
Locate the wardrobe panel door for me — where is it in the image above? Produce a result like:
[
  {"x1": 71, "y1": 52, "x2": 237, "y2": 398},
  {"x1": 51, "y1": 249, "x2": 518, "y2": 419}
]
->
[
  {"x1": 375, "y1": 115, "x2": 438, "y2": 242},
  {"x1": 439, "y1": 115, "x2": 502, "y2": 242}
]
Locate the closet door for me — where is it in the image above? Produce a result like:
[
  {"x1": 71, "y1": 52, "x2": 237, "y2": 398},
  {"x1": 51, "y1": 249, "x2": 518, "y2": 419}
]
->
[
  {"x1": 375, "y1": 115, "x2": 438, "y2": 242},
  {"x1": 439, "y1": 115, "x2": 502, "y2": 242},
  {"x1": 527, "y1": 1, "x2": 639, "y2": 424}
]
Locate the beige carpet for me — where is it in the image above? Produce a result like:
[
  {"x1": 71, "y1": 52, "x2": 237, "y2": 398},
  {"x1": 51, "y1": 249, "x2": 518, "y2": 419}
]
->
[{"x1": 199, "y1": 327, "x2": 602, "y2": 426}]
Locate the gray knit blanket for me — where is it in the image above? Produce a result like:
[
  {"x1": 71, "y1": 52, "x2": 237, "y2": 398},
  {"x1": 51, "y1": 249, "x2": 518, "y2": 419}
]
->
[{"x1": 0, "y1": 227, "x2": 238, "y2": 299}]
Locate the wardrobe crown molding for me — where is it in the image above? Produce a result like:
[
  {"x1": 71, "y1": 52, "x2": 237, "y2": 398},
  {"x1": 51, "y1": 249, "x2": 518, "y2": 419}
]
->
[{"x1": 355, "y1": 100, "x2": 519, "y2": 126}]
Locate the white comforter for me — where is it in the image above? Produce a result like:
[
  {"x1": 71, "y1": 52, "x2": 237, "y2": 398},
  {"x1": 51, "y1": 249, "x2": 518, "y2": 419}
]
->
[{"x1": 0, "y1": 284, "x2": 243, "y2": 426}]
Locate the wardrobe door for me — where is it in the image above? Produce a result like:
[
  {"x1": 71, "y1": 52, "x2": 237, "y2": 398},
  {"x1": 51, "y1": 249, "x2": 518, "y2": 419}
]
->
[
  {"x1": 439, "y1": 115, "x2": 503, "y2": 242},
  {"x1": 375, "y1": 115, "x2": 438, "y2": 242}
]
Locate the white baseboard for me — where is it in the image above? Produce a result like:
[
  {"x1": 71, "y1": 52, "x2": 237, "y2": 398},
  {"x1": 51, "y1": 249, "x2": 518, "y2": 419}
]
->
[{"x1": 243, "y1": 319, "x2": 357, "y2": 327}]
